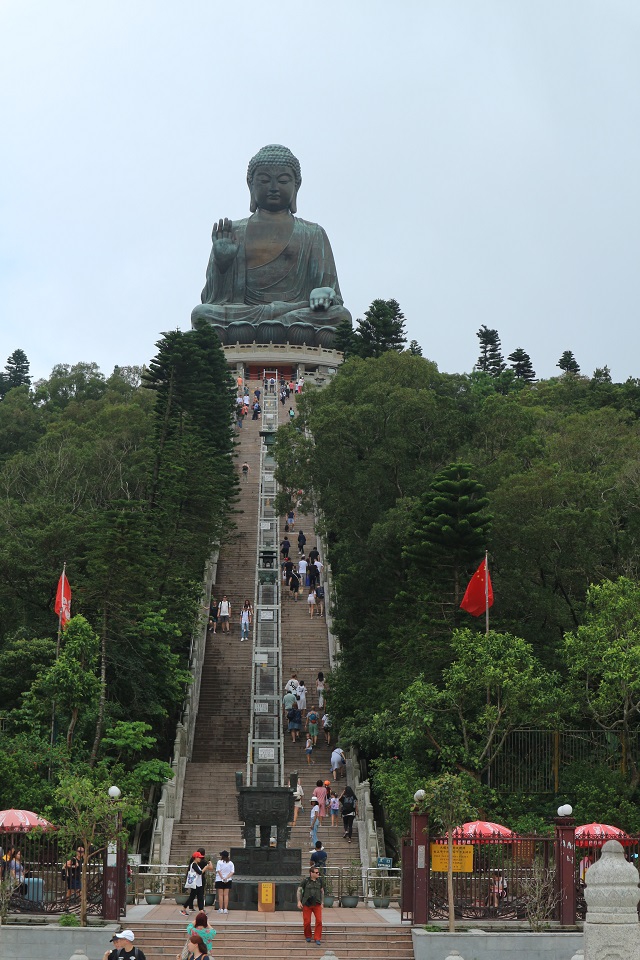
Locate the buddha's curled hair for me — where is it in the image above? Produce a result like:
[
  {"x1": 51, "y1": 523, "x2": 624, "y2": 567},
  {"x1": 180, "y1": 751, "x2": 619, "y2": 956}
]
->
[{"x1": 246, "y1": 144, "x2": 302, "y2": 189}]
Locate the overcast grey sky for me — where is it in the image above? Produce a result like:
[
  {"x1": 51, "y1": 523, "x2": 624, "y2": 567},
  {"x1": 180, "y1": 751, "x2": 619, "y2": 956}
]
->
[{"x1": 1, "y1": 0, "x2": 639, "y2": 383}]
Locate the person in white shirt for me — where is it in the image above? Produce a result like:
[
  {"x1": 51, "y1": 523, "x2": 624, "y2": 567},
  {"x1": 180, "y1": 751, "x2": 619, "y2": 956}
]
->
[
  {"x1": 218, "y1": 597, "x2": 231, "y2": 633},
  {"x1": 215, "y1": 850, "x2": 235, "y2": 914},
  {"x1": 307, "y1": 589, "x2": 316, "y2": 618},
  {"x1": 240, "y1": 600, "x2": 252, "y2": 642},
  {"x1": 298, "y1": 556, "x2": 308, "y2": 586}
]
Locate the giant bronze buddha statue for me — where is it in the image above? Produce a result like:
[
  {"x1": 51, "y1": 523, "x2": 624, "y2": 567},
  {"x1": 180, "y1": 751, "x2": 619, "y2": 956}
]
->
[{"x1": 191, "y1": 144, "x2": 351, "y2": 348}]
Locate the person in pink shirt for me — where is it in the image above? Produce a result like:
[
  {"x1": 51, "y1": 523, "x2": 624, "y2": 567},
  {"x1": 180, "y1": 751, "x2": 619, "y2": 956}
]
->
[{"x1": 312, "y1": 780, "x2": 328, "y2": 822}]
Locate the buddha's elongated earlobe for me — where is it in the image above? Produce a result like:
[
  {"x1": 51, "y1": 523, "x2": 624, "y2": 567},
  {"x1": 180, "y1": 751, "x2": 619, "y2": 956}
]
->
[
  {"x1": 290, "y1": 189, "x2": 298, "y2": 214},
  {"x1": 250, "y1": 188, "x2": 257, "y2": 213}
]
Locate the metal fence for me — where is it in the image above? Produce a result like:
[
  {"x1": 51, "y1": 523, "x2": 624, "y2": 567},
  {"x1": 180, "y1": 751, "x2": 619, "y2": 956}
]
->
[
  {"x1": 489, "y1": 729, "x2": 636, "y2": 793},
  {"x1": 125, "y1": 862, "x2": 401, "y2": 906},
  {"x1": 0, "y1": 831, "x2": 103, "y2": 915},
  {"x1": 426, "y1": 835, "x2": 555, "y2": 921}
]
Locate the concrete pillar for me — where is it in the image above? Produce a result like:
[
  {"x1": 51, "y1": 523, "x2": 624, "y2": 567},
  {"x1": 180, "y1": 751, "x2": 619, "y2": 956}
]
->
[{"x1": 584, "y1": 838, "x2": 640, "y2": 960}]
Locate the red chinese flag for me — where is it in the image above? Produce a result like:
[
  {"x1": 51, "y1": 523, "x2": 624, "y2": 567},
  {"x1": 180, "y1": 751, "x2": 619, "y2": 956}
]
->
[
  {"x1": 460, "y1": 558, "x2": 494, "y2": 617},
  {"x1": 55, "y1": 569, "x2": 72, "y2": 628}
]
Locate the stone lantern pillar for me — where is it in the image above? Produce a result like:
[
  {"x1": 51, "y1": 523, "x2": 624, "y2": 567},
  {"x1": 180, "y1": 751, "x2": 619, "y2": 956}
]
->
[{"x1": 584, "y1": 838, "x2": 640, "y2": 960}]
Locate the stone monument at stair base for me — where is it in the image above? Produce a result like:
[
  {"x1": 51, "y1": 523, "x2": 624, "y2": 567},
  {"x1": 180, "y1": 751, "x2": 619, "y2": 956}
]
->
[
  {"x1": 230, "y1": 783, "x2": 301, "y2": 910},
  {"x1": 583, "y1": 839, "x2": 640, "y2": 960}
]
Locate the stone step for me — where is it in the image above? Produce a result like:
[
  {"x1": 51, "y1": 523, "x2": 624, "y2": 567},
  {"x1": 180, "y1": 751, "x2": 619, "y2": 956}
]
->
[{"x1": 128, "y1": 922, "x2": 414, "y2": 960}]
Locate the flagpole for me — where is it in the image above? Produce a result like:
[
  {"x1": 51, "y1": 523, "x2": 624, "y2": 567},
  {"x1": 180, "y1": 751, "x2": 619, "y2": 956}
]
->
[
  {"x1": 485, "y1": 551, "x2": 489, "y2": 636},
  {"x1": 50, "y1": 561, "x2": 66, "y2": 781},
  {"x1": 56, "y1": 562, "x2": 66, "y2": 657}
]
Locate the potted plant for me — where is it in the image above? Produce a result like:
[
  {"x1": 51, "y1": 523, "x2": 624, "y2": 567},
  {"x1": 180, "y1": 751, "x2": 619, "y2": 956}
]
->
[
  {"x1": 204, "y1": 891, "x2": 216, "y2": 907},
  {"x1": 144, "y1": 875, "x2": 164, "y2": 905},
  {"x1": 323, "y1": 872, "x2": 334, "y2": 908},
  {"x1": 372, "y1": 875, "x2": 393, "y2": 909},
  {"x1": 340, "y1": 860, "x2": 360, "y2": 907}
]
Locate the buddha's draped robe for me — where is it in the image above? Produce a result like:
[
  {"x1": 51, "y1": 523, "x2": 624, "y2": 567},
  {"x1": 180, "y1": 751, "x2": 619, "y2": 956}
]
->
[{"x1": 192, "y1": 216, "x2": 349, "y2": 329}]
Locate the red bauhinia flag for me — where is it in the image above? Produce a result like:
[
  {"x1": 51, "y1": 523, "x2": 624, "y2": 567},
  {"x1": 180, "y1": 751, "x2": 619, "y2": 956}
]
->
[
  {"x1": 55, "y1": 566, "x2": 72, "y2": 629},
  {"x1": 460, "y1": 556, "x2": 494, "y2": 617}
]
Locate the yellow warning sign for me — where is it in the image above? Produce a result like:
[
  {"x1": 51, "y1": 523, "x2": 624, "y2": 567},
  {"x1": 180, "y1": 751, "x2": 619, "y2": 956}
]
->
[
  {"x1": 430, "y1": 844, "x2": 474, "y2": 872},
  {"x1": 258, "y1": 881, "x2": 275, "y2": 911}
]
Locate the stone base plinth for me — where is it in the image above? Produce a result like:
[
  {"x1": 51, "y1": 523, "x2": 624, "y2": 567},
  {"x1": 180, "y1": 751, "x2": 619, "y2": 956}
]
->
[
  {"x1": 228, "y1": 877, "x2": 300, "y2": 911},
  {"x1": 584, "y1": 923, "x2": 640, "y2": 960}
]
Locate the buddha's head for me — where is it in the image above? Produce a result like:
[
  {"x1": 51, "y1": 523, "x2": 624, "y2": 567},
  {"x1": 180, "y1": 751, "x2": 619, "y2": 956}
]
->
[{"x1": 247, "y1": 144, "x2": 302, "y2": 214}]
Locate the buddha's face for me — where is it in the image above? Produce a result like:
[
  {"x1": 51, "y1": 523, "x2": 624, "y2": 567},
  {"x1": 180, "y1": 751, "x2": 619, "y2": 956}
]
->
[{"x1": 251, "y1": 164, "x2": 297, "y2": 212}]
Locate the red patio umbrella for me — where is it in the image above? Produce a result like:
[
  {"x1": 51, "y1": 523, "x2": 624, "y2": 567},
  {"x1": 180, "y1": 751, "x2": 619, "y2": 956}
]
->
[
  {"x1": 0, "y1": 809, "x2": 54, "y2": 832},
  {"x1": 575, "y1": 823, "x2": 631, "y2": 847},
  {"x1": 451, "y1": 820, "x2": 515, "y2": 842}
]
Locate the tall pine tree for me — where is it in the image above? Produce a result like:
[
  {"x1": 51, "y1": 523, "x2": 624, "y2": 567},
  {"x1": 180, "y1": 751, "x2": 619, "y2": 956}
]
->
[
  {"x1": 557, "y1": 350, "x2": 580, "y2": 374},
  {"x1": 476, "y1": 326, "x2": 505, "y2": 376},
  {"x1": 352, "y1": 299, "x2": 407, "y2": 358},
  {"x1": 404, "y1": 463, "x2": 492, "y2": 608},
  {"x1": 508, "y1": 348, "x2": 536, "y2": 382},
  {"x1": 0, "y1": 349, "x2": 31, "y2": 398}
]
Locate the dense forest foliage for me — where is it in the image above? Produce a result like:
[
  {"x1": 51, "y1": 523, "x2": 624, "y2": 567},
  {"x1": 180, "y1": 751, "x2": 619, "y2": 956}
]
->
[
  {"x1": 274, "y1": 339, "x2": 640, "y2": 841},
  {"x1": 0, "y1": 328, "x2": 236, "y2": 832}
]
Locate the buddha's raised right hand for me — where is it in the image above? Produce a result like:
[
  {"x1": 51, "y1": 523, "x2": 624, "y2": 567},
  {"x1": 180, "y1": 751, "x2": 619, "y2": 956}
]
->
[{"x1": 212, "y1": 217, "x2": 238, "y2": 270}]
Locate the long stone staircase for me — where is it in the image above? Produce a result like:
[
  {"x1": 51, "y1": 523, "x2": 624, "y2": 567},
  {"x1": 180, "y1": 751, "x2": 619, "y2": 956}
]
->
[{"x1": 130, "y1": 378, "x2": 412, "y2": 960}]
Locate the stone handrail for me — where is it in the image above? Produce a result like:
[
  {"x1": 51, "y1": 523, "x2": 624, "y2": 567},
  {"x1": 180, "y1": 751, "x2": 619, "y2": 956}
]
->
[{"x1": 149, "y1": 547, "x2": 219, "y2": 864}]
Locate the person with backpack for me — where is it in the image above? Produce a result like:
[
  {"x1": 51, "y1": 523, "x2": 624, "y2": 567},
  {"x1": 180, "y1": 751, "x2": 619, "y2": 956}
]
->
[
  {"x1": 297, "y1": 530, "x2": 306, "y2": 556},
  {"x1": 340, "y1": 787, "x2": 357, "y2": 842},
  {"x1": 289, "y1": 568, "x2": 301, "y2": 601},
  {"x1": 297, "y1": 864, "x2": 325, "y2": 945},
  {"x1": 103, "y1": 929, "x2": 146, "y2": 960},
  {"x1": 306, "y1": 707, "x2": 320, "y2": 746}
]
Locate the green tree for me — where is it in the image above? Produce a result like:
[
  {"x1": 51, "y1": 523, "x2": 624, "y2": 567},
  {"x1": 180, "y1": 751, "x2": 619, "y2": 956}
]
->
[
  {"x1": 333, "y1": 317, "x2": 356, "y2": 358},
  {"x1": 29, "y1": 616, "x2": 100, "y2": 751},
  {"x1": 405, "y1": 463, "x2": 492, "y2": 609},
  {"x1": 564, "y1": 577, "x2": 640, "y2": 786},
  {"x1": 352, "y1": 299, "x2": 407, "y2": 358},
  {"x1": 557, "y1": 350, "x2": 580, "y2": 374},
  {"x1": 53, "y1": 773, "x2": 141, "y2": 925},
  {"x1": 1, "y1": 348, "x2": 31, "y2": 395},
  {"x1": 397, "y1": 629, "x2": 560, "y2": 777},
  {"x1": 408, "y1": 339, "x2": 423, "y2": 356},
  {"x1": 417, "y1": 773, "x2": 477, "y2": 930},
  {"x1": 476, "y1": 326, "x2": 505, "y2": 376},
  {"x1": 507, "y1": 348, "x2": 536, "y2": 382}
]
